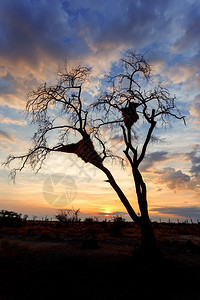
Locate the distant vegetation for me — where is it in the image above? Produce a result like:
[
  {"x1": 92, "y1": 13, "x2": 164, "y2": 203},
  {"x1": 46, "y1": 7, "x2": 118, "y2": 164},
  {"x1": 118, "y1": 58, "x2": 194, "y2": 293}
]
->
[
  {"x1": 0, "y1": 209, "x2": 27, "y2": 228},
  {"x1": 0, "y1": 209, "x2": 199, "y2": 242},
  {"x1": 55, "y1": 208, "x2": 81, "y2": 224}
]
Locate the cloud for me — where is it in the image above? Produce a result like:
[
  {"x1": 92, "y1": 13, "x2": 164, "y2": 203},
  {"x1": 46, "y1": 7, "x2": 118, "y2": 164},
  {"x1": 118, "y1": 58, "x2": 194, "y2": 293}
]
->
[
  {"x1": 156, "y1": 167, "x2": 190, "y2": 190},
  {"x1": 173, "y1": 6, "x2": 200, "y2": 54},
  {"x1": 71, "y1": 0, "x2": 177, "y2": 50},
  {"x1": 185, "y1": 144, "x2": 200, "y2": 164},
  {"x1": 97, "y1": 211, "x2": 128, "y2": 215},
  {"x1": 0, "y1": 129, "x2": 27, "y2": 149},
  {"x1": 140, "y1": 151, "x2": 169, "y2": 172},
  {"x1": 151, "y1": 146, "x2": 200, "y2": 191},
  {"x1": 0, "y1": 71, "x2": 40, "y2": 109},
  {"x1": 0, "y1": 0, "x2": 200, "y2": 111},
  {"x1": 151, "y1": 206, "x2": 200, "y2": 220},
  {"x1": 0, "y1": 129, "x2": 14, "y2": 142},
  {"x1": 97, "y1": 211, "x2": 128, "y2": 217},
  {"x1": 0, "y1": 141, "x2": 11, "y2": 150},
  {"x1": 0, "y1": 0, "x2": 72, "y2": 66},
  {"x1": 190, "y1": 165, "x2": 200, "y2": 177},
  {"x1": 0, "y1": 114, "x2": 26, "y2": 126},
  {"x1": 185, "y1": 144, "x2": 200, "y2": 177},
  {"x1": 167, "y1": 63, "x2": 194, "y2": 85},
  {"x1": 190, "y1": 95, "x2": 200, "y2": 123},
  {"x1": 0, "y1": 1, "x2": 70, "y2": 108}
]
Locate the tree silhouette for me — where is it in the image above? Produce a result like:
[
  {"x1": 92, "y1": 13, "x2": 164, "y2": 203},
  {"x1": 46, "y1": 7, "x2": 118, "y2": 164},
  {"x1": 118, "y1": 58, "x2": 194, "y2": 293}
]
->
[
  {"x1": 3, "y1": 50, "x2": 185, "y2": 257},
  {"x1": 0, "y1": 209, "x2": 23, "y2": 228}
]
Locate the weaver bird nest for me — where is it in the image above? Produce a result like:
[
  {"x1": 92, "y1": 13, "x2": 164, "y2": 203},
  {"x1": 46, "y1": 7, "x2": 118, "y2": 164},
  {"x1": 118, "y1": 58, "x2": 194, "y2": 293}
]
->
[{"x1": 122, "y1": 102, "x2": 139, "y2": 128}]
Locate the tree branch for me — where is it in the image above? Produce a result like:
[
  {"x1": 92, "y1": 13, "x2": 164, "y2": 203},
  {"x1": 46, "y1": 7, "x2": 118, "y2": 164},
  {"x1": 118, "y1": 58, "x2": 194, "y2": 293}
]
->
[
  {"x1": 137, "y1": 111, "x2": 156, "y2": 166},
  {"x1": 97, "y1": 164, "x2": 140, "y2": 223}
]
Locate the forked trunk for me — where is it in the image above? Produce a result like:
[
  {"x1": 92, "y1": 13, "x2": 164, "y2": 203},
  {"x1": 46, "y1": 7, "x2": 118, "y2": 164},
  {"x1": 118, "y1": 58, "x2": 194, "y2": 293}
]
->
[
  {"x1": 132, "y1": 167, "x2": 161, "y2": 259},
  {"x1": 99, "y1": 164, "x2": 161, "y2": 260}
]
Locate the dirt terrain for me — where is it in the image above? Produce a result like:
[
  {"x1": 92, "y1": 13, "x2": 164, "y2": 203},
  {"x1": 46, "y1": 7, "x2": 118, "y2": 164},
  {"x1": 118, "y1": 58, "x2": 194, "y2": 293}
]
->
[{"x1": 0, "y1": 222, "x2": 199, "y2": 299}]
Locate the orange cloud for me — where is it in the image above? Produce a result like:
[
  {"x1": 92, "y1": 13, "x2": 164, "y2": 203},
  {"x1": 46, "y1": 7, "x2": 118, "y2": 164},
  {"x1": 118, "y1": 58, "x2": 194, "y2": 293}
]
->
[{"x1": 0, "y1": 114, "x2": 26, "y2": 126}]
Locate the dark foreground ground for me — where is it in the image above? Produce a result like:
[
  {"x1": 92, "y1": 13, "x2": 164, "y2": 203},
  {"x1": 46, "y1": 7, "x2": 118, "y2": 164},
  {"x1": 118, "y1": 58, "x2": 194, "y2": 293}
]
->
[{"x1": 0, "y1": 222, "x2": 200, "y2": 299}]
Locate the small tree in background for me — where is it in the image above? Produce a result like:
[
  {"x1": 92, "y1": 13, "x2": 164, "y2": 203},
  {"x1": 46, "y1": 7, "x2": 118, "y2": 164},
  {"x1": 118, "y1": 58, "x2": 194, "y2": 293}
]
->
[
  {"x1": 3, "y1": 50, "x2": 185, "y2": 258},
  {"x1": 55, "y1": 208, "x2": 80, "y2": 224},
  {"x1": 0, "y1": 209, "x2": 23, "y2": 228}
]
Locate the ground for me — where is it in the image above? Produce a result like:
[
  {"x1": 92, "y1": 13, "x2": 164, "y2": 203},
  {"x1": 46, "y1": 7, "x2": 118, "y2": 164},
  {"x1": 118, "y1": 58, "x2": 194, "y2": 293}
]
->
[{"x1": 0, "y1": 222, "x2": 199, "y2": 299}]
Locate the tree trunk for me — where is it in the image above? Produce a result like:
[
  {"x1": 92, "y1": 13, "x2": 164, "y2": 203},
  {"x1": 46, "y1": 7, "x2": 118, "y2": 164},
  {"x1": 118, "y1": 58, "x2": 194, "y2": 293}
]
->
[
  {"x1": 140, "y1": 217, "x2": 157, "y2": 254},
  {"x1": 132, "y1": 167, "x2": 161, "y2": 259},
  {"x1": 138, "y1": 217, "x2": 163, "y2": 264},
  {"x1": 98, "y1": 164, "x2": 161, "y2": 260}
]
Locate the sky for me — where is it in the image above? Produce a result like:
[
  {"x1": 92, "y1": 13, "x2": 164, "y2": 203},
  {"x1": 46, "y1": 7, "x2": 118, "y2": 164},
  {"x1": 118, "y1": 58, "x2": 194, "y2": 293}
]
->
[{"x1": 0, "y1": 0, "x2": 200, "y2": 222}]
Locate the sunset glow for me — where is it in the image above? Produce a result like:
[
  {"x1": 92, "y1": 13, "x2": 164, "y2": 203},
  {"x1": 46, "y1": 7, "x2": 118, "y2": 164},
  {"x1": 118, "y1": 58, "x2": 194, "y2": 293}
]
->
[{"x1": 0, "y1": 0, "x2": 200, "y2": 222}]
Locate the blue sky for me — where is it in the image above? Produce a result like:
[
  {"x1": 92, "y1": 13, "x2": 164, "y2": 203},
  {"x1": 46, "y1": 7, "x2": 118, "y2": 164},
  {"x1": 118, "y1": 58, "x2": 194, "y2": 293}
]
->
[{"x1": 0, "y1": 0, "x2": 200, "y2": 221}]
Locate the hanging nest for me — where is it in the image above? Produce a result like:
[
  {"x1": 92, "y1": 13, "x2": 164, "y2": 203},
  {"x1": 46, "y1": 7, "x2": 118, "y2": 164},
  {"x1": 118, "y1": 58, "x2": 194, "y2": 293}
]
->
[
  {"x1": 74, "y1": 136, "x2": 103, "y2": 164},
  {"x1": 57, "y1": 135, "x2": 103, "y2": 166},
  {"x1": 122, "y1": 102, "x2": 139, "y2": 128}
]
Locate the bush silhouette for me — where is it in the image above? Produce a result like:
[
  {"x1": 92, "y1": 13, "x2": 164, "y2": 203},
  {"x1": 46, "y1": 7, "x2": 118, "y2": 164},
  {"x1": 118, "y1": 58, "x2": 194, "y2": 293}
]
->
[
  {"x1": 111, "y1": 215, "x2": 126, "y2": 236},
  {"x1": 0, "y1": 209, "x2": 23, "y2": 228}
]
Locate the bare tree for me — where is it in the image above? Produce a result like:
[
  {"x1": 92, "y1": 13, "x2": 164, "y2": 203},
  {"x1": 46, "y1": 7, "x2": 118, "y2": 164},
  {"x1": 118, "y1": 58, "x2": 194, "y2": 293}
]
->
[
  {"x1": 55, "y1": 208, "x2": 81, "y2": 223},
  {"x1": 3, "y1": 50, "x2": 185, "y2": 258}
]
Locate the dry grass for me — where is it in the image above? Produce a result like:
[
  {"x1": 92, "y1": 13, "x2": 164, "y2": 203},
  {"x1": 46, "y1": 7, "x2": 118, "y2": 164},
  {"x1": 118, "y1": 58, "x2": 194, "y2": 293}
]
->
[{"x1": 0, "y1": 221, "x2": 199, "y2": 299}]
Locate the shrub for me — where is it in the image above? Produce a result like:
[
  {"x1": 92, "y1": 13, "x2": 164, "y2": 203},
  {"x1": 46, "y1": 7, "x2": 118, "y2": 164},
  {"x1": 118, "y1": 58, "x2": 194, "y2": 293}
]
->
[
  {"x1": 55, "y1": 208, "x2": 81, "y2": 225},
  {"x1": 0, "y1": 209, "x2": 23, "y2": 228},
  {"x1": 84, "y1": 217, "x2": 95, "y2": 224},
  {"x1": 111, "y1": 215, "x2": 126, "y2": 236}
]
